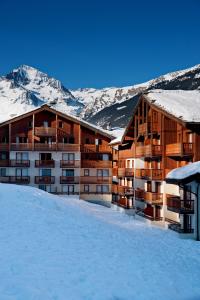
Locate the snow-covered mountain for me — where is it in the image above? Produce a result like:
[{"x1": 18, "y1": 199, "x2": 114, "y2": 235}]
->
[{"x1": 0, "y1": 64, "x2": 200, "y2": 128}]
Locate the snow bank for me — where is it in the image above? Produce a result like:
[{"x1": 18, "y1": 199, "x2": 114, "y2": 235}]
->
[
  {"x1": 0, "y1": 183, "x2": 200, "y2": 299},
  {"x1": 147, "y1": 89, "x2": 200, "y2": 122}
]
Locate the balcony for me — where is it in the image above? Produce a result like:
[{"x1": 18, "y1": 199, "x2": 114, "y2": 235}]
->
[
  {"x1": 81, "y1": 145, "x2": 111, "y2": 153},
  {"x1": 145, "y1": 144, "x2": 162, "y2": 157},
  {"x1": 80, "y1": 176, "x2": 112, "y2": 184},
  {"x1": 168, "y1": 222, "x2": 194, "y2": 234},
  {"x1": 35, "y1": 127, "x2": 56, "y2": 136},
  {"x1": 57, "y1": 143, "x2": 80, "y2": 152},
  {"x1": 135, "y1": 146, "x2": 145, "y2": 157},
  {"x1": 35, "y1": 176, "x2": 55, "y2": 184},
  {"x1": 112, "y1": 185, "x2": 118, "y2": 194},
  {"x1": 136, "y1": 169, "x2": 163, "y2": 180},
  {"x1": 166, "y1": 143, "x2": 193, "y2": 157},
  {"x1": 119, "y1": 149, "x2": 134, "y2": 159},
  {"x1": 118, "y1": 185, "x2": 134, "y2": 195},
  {"x1": 0, "y1": 176, "x2": 30, "y2": 184},
  {"x1": 125, "y1": 168, "x2": 134, "y2": 177},
  {"x1": 167, "y1": 196, "x2": 194, "y2": 214},
  {"x1": 34, "y1": 143, "x2": 57, "y2": 151},
  {"x1": 138, "y1": 123, "x2": 147, "y2": 136},
  {"x1": 60, "y1": 176, "x2": 79, "y2": 184},
  {"x1": 81, "y1": 160, "x2": 112, "y2": 168},
  {"x1": 60, "y1": 160, "x2": 80, "y2": 168},
  {"x1": 135, "y1": 188, "x2": 145, "y2": 200},
  {"x1": 35, "y1": 160, "x2": 55, "y2": 168},
  {"x1": 118, "y1": 168, "x2": 125, "y2": 177},
  {"x1": 112, "y1": 167, "x2": 118, "y2": 176},
  {"x1": 0, "y1": 159, "x2": 10, "y2": 167},
  {"x1": 112, "y1": 197, "x2": 133, "y2": 209},
  {"x1": 0, "y1": 143, "x2": 9, "y2": 151},
  {"x1": 10, "y1": 160, "x2": 30, "y2": 167},
  {"x1": 11, "y1": 143, "x2": 32, "y2": 151},
  {"x1": 144, "y1": 192, "x2": 163, "y2": 205}
]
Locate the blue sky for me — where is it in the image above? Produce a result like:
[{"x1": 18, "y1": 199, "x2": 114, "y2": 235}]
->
[{"x1": 0, "y1": 0, "x2": 200, "y2": 89}]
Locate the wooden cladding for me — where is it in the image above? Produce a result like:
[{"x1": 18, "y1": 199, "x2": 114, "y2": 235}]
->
[
  {"x1": 35, "y1": 127, "x2": 56, "y2": 136},
  {"x1": 136, "y1": 145, "x2": 162, "y2": 157},
  {"x1": 144, "y1": 192, "x2": 163, "y2": 204},
  {"x1": 135, "y1": 169, "x2": 163, "y2": 180},
  {"x1": 60, "y1": 160, "x2": 80, "y2": 168},
  {"x1": 166, "y1": 143, "x2": 193, "y2": 156},
  {"x1": 80, "y1": 176, "x2": 112, "y2": 184},
  {"x1": 81, "y1": 160, "x2": 112, "y2": 168},
  {"x1": 0, "y1": 144, "x2": 9, "y2": 151},
  {"x1": 81, "y1": 145, "x2": 112, "y2": 153}
]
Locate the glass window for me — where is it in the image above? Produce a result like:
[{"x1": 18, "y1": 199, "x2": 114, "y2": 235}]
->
[
  {"x1": 39, "y1": 169, "x2": 51, "y2": 176},
  {"x1": 0, "y1": 168, "x2": 6, "y2": 176},
  {"x1": 62, "y1": 169, "x2": 74, "y2": 177},
  {"x1": 43, "y1": 121, "x2": 48, "y2": 128},
  {"x1": 84, "y1": 169, "x2": 89, "y2": 176},
  {"x1": 16, "y1": 168, "x2": 28, "y2": 176},
  {"x1": 62, "y1": 153, "x2": 75, "y2": 161},
  {"x1": 102, "y1": 154, "x2": 109, "y2": 161},
  {"x1": 84, "y1": 185, "x2": 89, "y2": 192},
  {"x1": 97, "y1": 169, "x2": 109, "y2": 177}
]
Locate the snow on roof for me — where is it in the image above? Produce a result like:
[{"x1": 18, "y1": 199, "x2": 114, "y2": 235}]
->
[
  {"x1": 146, "y1": 90, "x2": 200, "y2": 123},
  {"x1": 166, "y1": 161, "x2": 200, "y2": 181},
  {"x1": 109, "y1": 128, "x2": 125, "y2": 145}
]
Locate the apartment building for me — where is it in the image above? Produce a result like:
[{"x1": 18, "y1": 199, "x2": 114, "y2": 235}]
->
[
  {"x1": 111, "y1": 90, "x2": 200, "y2": 234},
  {"x1": 0, "y1": 105, "x2": 113, "y2": 202}
]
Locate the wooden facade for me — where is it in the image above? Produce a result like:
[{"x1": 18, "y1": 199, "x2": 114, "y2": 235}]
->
[
  {"x1": 0, "y1": 105, "x2": 113, "y2": 201},
  {"x1": 111, "y1": 94, "x2": 200, "y2": 229}
]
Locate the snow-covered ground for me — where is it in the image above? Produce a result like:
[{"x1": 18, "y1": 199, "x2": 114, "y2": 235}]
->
[{"x1": 0, "y1": 184, "x2": 200, "y2": 300}]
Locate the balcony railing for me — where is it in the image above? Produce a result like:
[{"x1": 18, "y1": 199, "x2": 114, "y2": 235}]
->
[
  {"x1": 60, "y1": 176, "x2": 79, "y2": 184},
  {"x1": 136, "y1": 169, "x2": 163, "y2": 180},
  {"x1": 117, "y1": 185, "x2": 134, "y2": 195},
  {"x1": 34, "y1": 143, "x2": 57, "y2": 151},
  {"x1": 81, "y1": 145, "x2": 111, "y2": 153},
  {"x1": 0, "y1": 159, "x2": 10, "y2": 167},
  {"x1": 145, "y1": 144, "x2": 162, "y2": 157},
  {"x1": 135, "y1": 146, "x2": 145, "y2": 157},
  {"x1": 112, "y1": 197, "x2": 133, "y2": 209},
  {"x1": 60, "y1": 160, "x2": 80, "y2": 168},
  {"x1": 57, "y1": 143, "x2": 80, "y2": 152},
  {"x1": 80, "y1": 176, "x2": 112, "y2": 184},
  {"x1": 35, "y1": 160, "x2": 55, "y2": 168},
  {"x1": 0, "y1": 176, "x2": 30, "y2": 184},
  {"x1": 112, "y1": 167, "x2": 118, "y2": 176},
  {"x1": 166, "y1": 143, "x2": 193, "y2": 156},
  {"x1": 11, "y1": 143, "x2": 32, "y2": 151},
  {"x1": 125, "y1": 168, "x2": 134, "y2": 177},
  {"x1": 81, "y1": 160, "x2": 112, "y2": 168},
  {"x1": 168, "y1": 222, "x2": 194, "y2": 234},
  {"x1": 10, "y1": 160, "x2": 30, "y2": 167},
  {"x1": 135, "y1": 189, "x2": 145, "y2": 200},
  {"x1": 0, "y1": 143, "x2": 9, "y2": 151},
  {"x1": 118, "y1": 168, "x2": 125, "y2": 177},
  {"x1": 35, "y1": 127, "x2": 56, "y2": 136},
  {"x1": 167, "y1": 196, "x2": 194, "y2": 214},
  {"x1": 144, "y1": 192, "x2": 163, "y2": 205},
  {"x1": 35, "y1": 176, "x2": 55, "y2": 184}
]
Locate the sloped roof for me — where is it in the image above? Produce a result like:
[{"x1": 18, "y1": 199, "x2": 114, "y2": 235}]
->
[
  {"x1": 0, "y1": 104, "x2": 114, "y2": 139},
  {"x1": 166, "y1": 161, "x2": 200, "y2": 184}
]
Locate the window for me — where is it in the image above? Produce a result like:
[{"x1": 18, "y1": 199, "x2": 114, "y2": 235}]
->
[
  {"x1": 62, "y1": 153, "x2": 75, "y2": 161},
  {"x1": 69, "y1": 136, "x2": 74, "y2": 144},
  {"x1": 97, "y1": 169, "x2": 109, "y2": 177},
  {"x1": 40, "y1": 153, "x2": 52, "y2": 160},
  {"x1": 16, "y1": 152, "x2": 29, "y2": 161},
  {"x1": 102, "y1": 154, "x2": 109, "y2": 161},
  {"x1": 39, "y1": 169, "x2": 51, "y2": 176},
  {"x1": 59, "y1": 121, "x2": 63, "y2": 128},
  {"x1": 0, "y1": 152, "x2": 7, "y2": 160},
  {"x1": 84, "y1": 169, "x2": 89, "y2": 176},
  {"x1": 16, "y1": 137, "x2": 28, "y2": 143},
  {"x1": 96, "y1": 185, "x2": 109, "y2": 193},
  {"x1": 62, "y1": 185, "x2": 74, "y2": 194},
  {"x1": 62, "y1": 169, "x2": 74, "y2": 177},
  {"x1": 0, "y1": 168, "x2": 6, "y2": 176},
  {"x1": 16, "y1": 168, "x2": 28, "y2": 176},
  {"x1": 84, "y1": 185, "x2": 89, "y2": 192},
  {"x1": 63, "y1": 137, "x2": 68, "y2": 144},
  {"x1": 43, "y1": 121, "x2": 48, "y2": 128},
  {"x1": 28, "y1": 121, "x2": 33, "y2": 128},
  {"x1": 39, "y1": 185, "x2": 51, "y2": 192}
]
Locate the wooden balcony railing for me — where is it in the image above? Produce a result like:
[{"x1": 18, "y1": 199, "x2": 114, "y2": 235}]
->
[
  {"x1": 35, "y1": 160, "x2": 55, "y2": 168},
  {"x1": 0, "y1": 159, "x2": 10, "y2": 167},
  {"x1": 167, "y1": 196, "x2": 194, "y2": 214},
  {"x1": 60, "y1": 176, "x2": 79, "y2": 184},
  {"x1": 135, "y1": 188, "x2": 145, "y2": 200},
  {"x1": 137, "y1": 169, "x2": 163, "y2": 180},
  {"x1": 112, "y1": 185, "x2": 118, "y2": 194},
  {"x1": 125, "y1": 168, "x2": 134, "y2": 177},
  {"x1": 10, "y1": 160, "x2": 30, "y2": 167},
  {"x1": 166, "y1": 143, "x2": 193, "y2": 156},
  {"x1": 138, "y1": 123, "x2": 147, "y2": 136},
  {"x1": 112, "y1": 167, "x2": 118, "y2": 176},
  {"x1": 81, "y1": 160, "x2": 112, "y2": 168},
  {"x1": 81, "y1": 144, "x2": 111, "y2": 153},
  {"x1": 135, "y1": 146, "x2": 145, "y2": 157},
  {"x1": 57, "y1": 143, "x2": 80, "y2": 152},
  {"x1": 35, "y1": 127, "x2": 56, "y2": 136},
  {"x1": 34, "y1": 143, "x2": 57, "y2": 151},
  {"x1": 118, "y1": 168, "x2": 125, "y2": 177},
  {"x1": 0, "y1": 176, "x2": 30, "y2": 184},
  {"x1": 118, "y1": 185, "x2": 134, "y2": 195},
  {"x1": 35, "y1": 176, "x2": 55, "y2": 184},
  {"x1": 112, "y1": 197, "x2": 133, "y2": 209},
  {"x1": 11, "y1": 143, "x2": 32, "y2": 151},
  {"x1": 80, "y1": 176, "x2": 112, "y2": 184},
  {"x1": 0, "y1": 143, "x2": 9, "y2": 151},
  {"x1": 60, "y1": 160, "x2": 80, "y2": 168},
  {"x1": 144, "y1": 192, "x2": 163, "y2": 205},
  {"x1": 145, "y1": 144, "x2": 162, "y2": 157}
]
